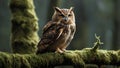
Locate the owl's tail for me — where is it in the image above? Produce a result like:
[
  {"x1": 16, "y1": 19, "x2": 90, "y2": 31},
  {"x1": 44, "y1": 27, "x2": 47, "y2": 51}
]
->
[{"x1": 36, "y1": 44, "x2": 47, "y2": 54}]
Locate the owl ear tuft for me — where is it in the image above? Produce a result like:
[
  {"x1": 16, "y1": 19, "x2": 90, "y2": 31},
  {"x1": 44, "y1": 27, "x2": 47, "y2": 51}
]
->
[
  {"x1": 69, "y1": 7, "x2": 74, "y2": 11},
  {"x1": 54, "y1": 7, "x2": 61, "y2": 13}
]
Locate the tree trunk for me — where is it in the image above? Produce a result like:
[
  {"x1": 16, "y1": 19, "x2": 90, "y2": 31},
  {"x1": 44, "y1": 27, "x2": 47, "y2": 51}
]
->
[
  {"x1": 9, "y1": 0, "x2": 39, "y2": 54},
  {"x1": 113, "y1": 0, "x2": 120, "y2": 49}
]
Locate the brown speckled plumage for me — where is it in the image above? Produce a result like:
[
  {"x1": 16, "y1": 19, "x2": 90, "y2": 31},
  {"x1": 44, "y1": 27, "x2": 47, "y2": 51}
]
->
[{"x1": 36, "y1": 7, "x2": 76, "y2": 54}]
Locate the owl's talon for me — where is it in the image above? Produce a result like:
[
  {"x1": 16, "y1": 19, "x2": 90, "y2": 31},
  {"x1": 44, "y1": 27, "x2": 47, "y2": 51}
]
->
[
  {"x1": 55, "y1": 48, "x2": 64, "y2": 53},
  {"x1": 62, "y1": 49, "x2": 66, "y2": 52},
  {"x1": 55, "y1": 51, "x2": 63, "y2": 53}
]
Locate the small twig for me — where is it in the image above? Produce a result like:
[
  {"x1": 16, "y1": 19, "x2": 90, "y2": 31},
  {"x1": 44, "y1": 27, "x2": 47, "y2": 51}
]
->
[{"x1": 92, "y1": 34, "x2": 103, "y2": 51}]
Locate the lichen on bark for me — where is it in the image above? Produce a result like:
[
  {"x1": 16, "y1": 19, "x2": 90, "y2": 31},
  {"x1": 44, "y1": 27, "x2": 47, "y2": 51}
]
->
[{"x1": 9, "y1": 0, "x2": 39, "y2": 54}]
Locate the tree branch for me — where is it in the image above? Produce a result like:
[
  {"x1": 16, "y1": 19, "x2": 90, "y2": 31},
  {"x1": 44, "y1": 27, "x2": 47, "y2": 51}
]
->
[
  {"x1": 0, "y1": 48, "x2": 119, "y2": 68},
  {"x1": 92, "y1": 34, "x2": 103, "y2": 51}
]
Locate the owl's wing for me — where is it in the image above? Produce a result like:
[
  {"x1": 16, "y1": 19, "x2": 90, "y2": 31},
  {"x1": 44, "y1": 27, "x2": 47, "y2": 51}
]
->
[
  {"x1": 37, "y1": 21, "x2": 64, "y2": 52},
  {"x1": 43, "y1": 21, "x2": 55, "y2": 32}
]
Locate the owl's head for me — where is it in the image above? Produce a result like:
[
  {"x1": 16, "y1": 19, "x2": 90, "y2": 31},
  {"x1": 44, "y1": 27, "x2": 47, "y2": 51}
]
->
[{"x1": 52, "y1": 7, "x2": 75, "y2": 23}]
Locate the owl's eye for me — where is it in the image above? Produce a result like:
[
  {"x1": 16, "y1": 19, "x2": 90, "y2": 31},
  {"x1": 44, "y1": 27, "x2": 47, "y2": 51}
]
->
[
  {"x1": 59, "y1": 14, "x2": 64, "y2": 17},
  {"x1": 68, "y1": 14, "x2": 72, "y2": 17}
]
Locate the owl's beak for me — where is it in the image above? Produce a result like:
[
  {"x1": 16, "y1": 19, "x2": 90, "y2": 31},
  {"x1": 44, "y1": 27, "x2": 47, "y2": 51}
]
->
[{"x1": 63, "y1": 17, "x2": 68, "y2": 22}]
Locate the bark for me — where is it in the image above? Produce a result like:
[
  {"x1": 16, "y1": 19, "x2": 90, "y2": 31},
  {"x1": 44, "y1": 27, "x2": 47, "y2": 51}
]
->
[
  {"x1": 0, "y1": 48, "x2": 119, "y2": 68},
  {"x1": 9, "y1": 0, "x2": 39, "y2": 54}
]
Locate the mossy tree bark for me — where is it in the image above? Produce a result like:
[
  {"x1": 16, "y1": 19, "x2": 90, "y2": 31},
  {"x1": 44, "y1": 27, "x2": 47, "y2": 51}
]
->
[
  {"x1": 9, "y1": 0, "x2": 39, "y2": 54},
  {"x1": 0, "y1": 49, "x2": 119, "y2": 68}
]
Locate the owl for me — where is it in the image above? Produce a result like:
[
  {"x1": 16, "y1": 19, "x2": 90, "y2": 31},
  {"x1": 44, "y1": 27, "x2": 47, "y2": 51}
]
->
[{"x1": 36, "y1": 7, "x2": 76, "y2": 54}]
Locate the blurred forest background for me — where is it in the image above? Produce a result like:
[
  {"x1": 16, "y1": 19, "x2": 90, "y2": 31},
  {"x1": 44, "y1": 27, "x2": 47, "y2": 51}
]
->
[{"x1": 0, "y1": 0, "x2": 120, "y2": 53}]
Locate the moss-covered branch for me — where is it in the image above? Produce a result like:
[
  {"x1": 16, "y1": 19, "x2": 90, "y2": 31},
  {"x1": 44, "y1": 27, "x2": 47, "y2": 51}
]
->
[
  {"x1": 0, "y1": 49, "x2": 119, "y2": 68},
  {"x1": 9, "y1": 0, "x2": 39, "y2": 54}
]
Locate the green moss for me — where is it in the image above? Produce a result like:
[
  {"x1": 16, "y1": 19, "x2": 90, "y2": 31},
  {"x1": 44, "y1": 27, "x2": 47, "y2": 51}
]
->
[
  {"x1": 0, "y1": 49, "x2": 120, "y2": 68},
  {"x1": 10, "y1": 0, "x2": 39, "y2": 54},
  {"x1": 10, "y1": 0, "x2": 34, "y2": 9},
  {"x1": 0, "y1": 52, "x2": 12, "y2": 68},
  {"x1": 64, "y1": 52, "x2": 85, "y2": 67},
  {"x1": 118, "y1": 50, "x2": 120, "y2": 65}
]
